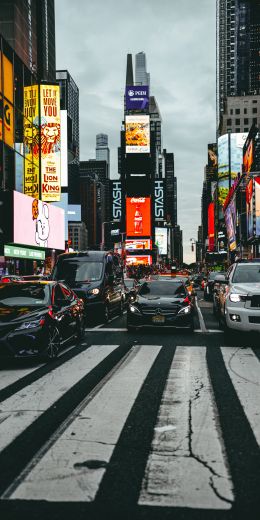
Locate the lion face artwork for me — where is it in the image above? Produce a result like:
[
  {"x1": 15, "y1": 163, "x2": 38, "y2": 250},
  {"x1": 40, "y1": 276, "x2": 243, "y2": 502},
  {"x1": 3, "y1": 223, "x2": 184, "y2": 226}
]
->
[
  {"x1": 24, "y1": 121, "x2": 40, "y2": 158},
  {"x1": 40, "y1": 122, "x2": 60, "y2": 156}
]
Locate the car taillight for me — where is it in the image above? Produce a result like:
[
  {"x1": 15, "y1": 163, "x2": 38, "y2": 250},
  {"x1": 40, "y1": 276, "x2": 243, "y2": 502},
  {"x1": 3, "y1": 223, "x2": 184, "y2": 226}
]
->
[
  {"x1": 48, "y1": 305, "x2": 54, "y2": 318},
  {"x1": 1, "y1": 277, "x2": 11, "y2": 283},
  {"x1": 183, "y1": 296, "x2": 190, "y2": 304},
  {"x1": 39, "y1": 318, "x2": 45, "y2": 326}
]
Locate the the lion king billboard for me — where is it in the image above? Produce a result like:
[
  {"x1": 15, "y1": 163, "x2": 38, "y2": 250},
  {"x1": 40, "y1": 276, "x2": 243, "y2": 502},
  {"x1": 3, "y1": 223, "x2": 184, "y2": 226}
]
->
[
  {"x1": 23, "y1": 85, "x2": 40, "y2": 198},
  {"x1": 40, "y1": 85, "x2": 61, "y2": 202}
]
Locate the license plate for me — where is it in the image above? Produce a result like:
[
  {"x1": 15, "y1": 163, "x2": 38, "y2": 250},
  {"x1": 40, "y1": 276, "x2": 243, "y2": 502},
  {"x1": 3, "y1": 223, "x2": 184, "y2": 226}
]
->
[{"x1": 152, "y1": 315, "x2": 165, "y2": 324}]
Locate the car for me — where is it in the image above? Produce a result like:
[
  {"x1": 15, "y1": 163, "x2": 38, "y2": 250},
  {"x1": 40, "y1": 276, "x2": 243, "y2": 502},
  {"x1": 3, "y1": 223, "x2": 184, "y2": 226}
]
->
[
  {"x1": 218, "y1": 261, "x2": 260, "y2": 333},
  {"x1": 122, "y1": 278, "x2": 137, "y2": 303},
  {"x1": 204, "y1": 271, "x2": 226, "y2": 301},
  {"x1": 126, "y1": 279, "x2": 194, "y2": 332},
  {"x1": 52, "y1": 251, "x2": 124, "y2": 322},
  {"x1": 0, "y1": 275, "x2": 23, "y2": 283},
  {"x1": 0, "y1": 281, "x2": 85, "y2": 361}
]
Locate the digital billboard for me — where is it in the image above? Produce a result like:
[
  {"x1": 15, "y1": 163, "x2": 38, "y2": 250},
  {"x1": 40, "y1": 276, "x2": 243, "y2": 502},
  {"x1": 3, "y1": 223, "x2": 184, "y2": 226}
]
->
[
  {"x1": 154, "y1": 180, "x2": 164, "y2": 220},
  {"x1": 60, "y1": 110, "x2": 68, "y2": 187},
  {"x1": 243, "y1": 139, "x2": 253, "y2": 174},
  {"x1": 208, "y1": 202, "x2": 215, "y2": 252},
  {"x1": 125, "y1": 115, "x2": 150, "y2": 154},
  {"x1": 155, "y1": 228, "x2": 167, "y2": 255},
  {"x1": 40, "y1": 85, "x2": 61, "y2": 202},
  {"x1": 125, "y1": 86, "x2": 149, "y2": 111},
  {"x1": 125, "y1": 239, "x2": 152, "y2": 251},
  {"x1": 13, "y1": 191, "x2": 65, "y2": 250},
  {"x1": 126, "y1": 197, "x2": 151, "y2": 237},
  {"x1": 246, "y1": 178, "x2": 254, "y2": 240},
  {"x1": 255, "y1": 177, "x2": 260, "y2": 237},
  {"x1": 0, "y1": 53, "x2": 14, "y2": 149},
  {"x1": 224, "y1": 200, "x2": 237, "y2": 251},
  {"x1": 218, "y1": 133, "x2": 247, "y2": 208},
  {"x1": 126, "y1": 255, "x2": 152, "y2": 266},
  {"x1": 111, "y1": 181, "x2": 122, "y2": 220},
  {"x1": 23, "y1": 85, "x2": 40, "y2": 198},
  {"x1": 208, "y1": 143, "x2": 217, "y2": 168}
]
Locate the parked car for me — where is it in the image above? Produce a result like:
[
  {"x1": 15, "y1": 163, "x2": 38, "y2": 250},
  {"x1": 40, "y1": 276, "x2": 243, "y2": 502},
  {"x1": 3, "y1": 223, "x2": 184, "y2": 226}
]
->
[
  {"x1": 204, "y1": 271, "x2": 226, "y2": 301},
  {"x1": 52, "y1": 251, "x2": 124, "y2": 322},
  {"x1": 0, "y1": 281, "x2": 85, "y2": 360},
  {"x1": 218, "y1": 261, "x2": 260, "y2": 333},
  {"x1": 0, "y1": 275, "x2": 23, "y2": 283},
  {"x1": 127, "y1": 279, "x2": 194, "y2": 332}
]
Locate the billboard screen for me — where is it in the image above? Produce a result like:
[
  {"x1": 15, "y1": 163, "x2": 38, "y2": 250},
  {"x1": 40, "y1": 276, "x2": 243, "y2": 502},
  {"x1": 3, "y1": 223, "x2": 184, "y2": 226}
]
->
[
  {"x1": 243, "y1": 139, "x2": 253, "y2": 174},
  {"x1": 111, "y1": 181, "x2": 122, "y2": 220},
  {"x1": 60, "y1": 110, "x2": 68, "y2": 187},
  {"x1": 208, "y1": 202, "x2": 215, "y2": 252},
  {"x1": 218, "y1": 133, "x2": 247, "y2": 208},
  {"x1": 208, "y1": 143, "x2": 217, "y2": 168},
  {"x1": 13, "y1": 191, "x2": 65, "y2": 250},
  {"x1": 126, "y1": 197, "x2": 151, "y2": 236},
  {"x1": 255, "y1": 177, "x2": 260, "y2": 237},
  {"x1": 125, "y1": 239, "x2": 152, "y2": 251},
  {"x1": 40, "y1": 85, "x2": 61, "y2": 201},
  {"x1": 154, "y1": 180, "x2": 164, "y2": 220},
  {"x1": 125, "y1": 115, "x2": 150, "y2": 154},
  {"x1": 125, "y1": 86, "x2": 149, "y2": 111},
  {"x1": 155, "y1": 228, "x2": 167, "y2": 255},
  {"x1": 23, "y1": 85, "x2": 40, "y2": 198},
  {"x1": 224, "y1": 200, "x2": 237, "y2": 251},
  {"x1": 246, "y1": 178, "x2": 254, "y2": 240},
  {"x1": 126, "y1": 255, "x2": 152, "y2": 266}
]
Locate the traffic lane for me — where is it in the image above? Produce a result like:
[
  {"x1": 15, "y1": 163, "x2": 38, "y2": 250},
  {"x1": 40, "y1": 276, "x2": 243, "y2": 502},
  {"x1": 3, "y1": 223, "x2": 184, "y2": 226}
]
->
[{"x1": 196, "y1": 290, "x2": 220, "y2": 331}]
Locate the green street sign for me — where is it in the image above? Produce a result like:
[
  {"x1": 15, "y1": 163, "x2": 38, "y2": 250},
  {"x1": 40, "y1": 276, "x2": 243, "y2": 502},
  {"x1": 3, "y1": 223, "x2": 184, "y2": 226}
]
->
[{"x1": 4, "y1": 245, "x2": 45, "y2": 260}]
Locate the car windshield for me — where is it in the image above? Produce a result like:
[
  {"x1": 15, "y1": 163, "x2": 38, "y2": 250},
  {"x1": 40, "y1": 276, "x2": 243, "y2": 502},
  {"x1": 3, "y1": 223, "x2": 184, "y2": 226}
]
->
[
  {"x1": 208, "y1": 272, "x2": 222, "y2": 280},
  {"x1": 53, "y1": 260, "x2": 103, "y2": 283},
  {"x1": 139, "y1": 281, "x2": 187, "y2": 297},
  {"x1": 0, "y1": 284, "x2": 50, "y2": 307},
  {"x1": 232, "y1": 265, "x2": 260, "y2": 283},
  {"x1": 124, "y1": 279, "x2": 134, "y2": 288}
]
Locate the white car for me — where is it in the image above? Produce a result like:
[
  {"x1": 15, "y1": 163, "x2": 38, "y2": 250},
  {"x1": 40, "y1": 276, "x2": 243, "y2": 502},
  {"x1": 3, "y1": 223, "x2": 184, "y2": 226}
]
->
[{"x1": 218, "y1": 262, "x2": 260, "y2": 333}]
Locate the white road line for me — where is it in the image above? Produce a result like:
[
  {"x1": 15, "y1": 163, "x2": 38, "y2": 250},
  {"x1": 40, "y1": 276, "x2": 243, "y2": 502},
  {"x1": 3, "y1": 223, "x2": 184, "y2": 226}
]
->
[
  {"x1": 85, "y1": 328, "x2": 223, "y2": 334},
  {"x1": 85, "y1": 328, "x2": 128, "y2": 332},
  {"x1": 0, "y1": 345, "x2": 120, "y2": 456},
  {"x1": 139, "y1": 346, "x2": 233, "y2": 510},
  {"x1": 221, "y1": 347, "x2": 260, "y2": 447},
  {"x1": 195, "y1": 297, "x2": 207, "y2": 332},
  {"x1": 10, "y1": 345, "x2": 162, "y2": 502}
]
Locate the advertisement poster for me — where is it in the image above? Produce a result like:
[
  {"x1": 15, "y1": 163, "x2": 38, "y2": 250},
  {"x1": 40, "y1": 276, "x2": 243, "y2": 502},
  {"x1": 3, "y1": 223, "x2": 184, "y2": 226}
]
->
[
  {"x1": 224, "y1": 200, "x2": 237, "y2": 251},
  {"x1": 23, "y1": 85, "x2": 40, "y2": 198},
  {"x1": 40, "y1": 85, "x2": 61, "y2": 201},
  {"x1": 13, "y1": 191, "x2": 65, "y2": 250},
  {"x1": 126, "y1": 197, "x2": 151, "y2": 236},
  {"x1": 126, "y1": 255, "x2": 152, "y2": 266},
  {"x1": 155, "y1": 228, "x2": 168, "y2": 255},
  {"x1": 125, "y1": 115, "x2": 150, "y2": 154},
  {"x1": 218, "y1": 133, "x2": 247, "y2": 181},
  {"x1": 255, "y1": 177, "x2": 260, "y2": 237},
  {"x1": 208, "y1": 143, "x2": 218, "y2": 168},
  {"x1": 125, "y1": 239, "x2": 152, "y2": 251},
  {"x1": 243, "y1": 139, "x2": 253, "y2": 174},
  {"x1": 0, "y1": 53, "x2": 14, "y2": 148},
  {"x1": 208, "y1": 202, "x2": 215, "y2": 252},
  {"x1": 246, "y1": 178, "x2": 254, "y2": 239},
  {"x1": 125, "y1": 86, "x2": 149, "y2": 110}
]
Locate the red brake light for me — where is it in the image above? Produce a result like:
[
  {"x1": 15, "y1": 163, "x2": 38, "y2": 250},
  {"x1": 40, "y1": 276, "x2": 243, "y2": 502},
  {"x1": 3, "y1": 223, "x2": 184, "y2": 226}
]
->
[
  {"x1": 183, "y1": 296, "x2": 190, "y2": 304},
  {"x1": 48, "y1": 305, "x2": 54, "y2": 318},
  {"x1": 1, "y1": 277, "x2": 11, "y2": 283}
]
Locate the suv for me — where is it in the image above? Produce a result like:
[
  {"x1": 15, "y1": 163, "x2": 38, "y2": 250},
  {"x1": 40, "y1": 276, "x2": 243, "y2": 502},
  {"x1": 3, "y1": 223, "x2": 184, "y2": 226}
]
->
[{"x1": 218, "y1": 261, "x2": 260, "y2": 333}]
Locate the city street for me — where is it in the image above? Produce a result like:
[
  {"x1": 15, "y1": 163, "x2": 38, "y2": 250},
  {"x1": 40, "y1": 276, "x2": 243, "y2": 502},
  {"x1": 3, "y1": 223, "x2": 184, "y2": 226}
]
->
[{"x1": 0, "y1": 292, "x2": 260, "y2": 520}]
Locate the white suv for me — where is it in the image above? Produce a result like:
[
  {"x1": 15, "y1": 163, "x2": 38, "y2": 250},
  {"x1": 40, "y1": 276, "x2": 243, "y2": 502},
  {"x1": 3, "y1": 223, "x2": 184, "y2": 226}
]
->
[{"x1": 218, "y1": 262, "x2": 260, "y2": 333}]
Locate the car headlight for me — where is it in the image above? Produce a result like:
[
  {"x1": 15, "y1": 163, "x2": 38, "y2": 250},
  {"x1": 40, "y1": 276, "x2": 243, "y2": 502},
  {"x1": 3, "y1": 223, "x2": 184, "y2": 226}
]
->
[
  {"x1": 229, "y1": 293, "x2": 247, "y2": 303},
  {"x1": 178, "y1": 305, "x2": 191, "y2": 315},
  {"x1": 15, "y1": 318, "x2": 45, "y2": 331},
  {"x1": 129, "y1": 304, "x2": 141, "y2": 314},
  {"x1": 88, "y1": 288, "x2": 100, "y2": 296}
]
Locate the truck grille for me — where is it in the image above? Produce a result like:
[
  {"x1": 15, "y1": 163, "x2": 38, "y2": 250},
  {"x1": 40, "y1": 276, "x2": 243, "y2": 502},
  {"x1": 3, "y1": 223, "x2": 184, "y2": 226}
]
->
[{"x1": 250, "y1": 296, "x2": 260, "y2": 308}]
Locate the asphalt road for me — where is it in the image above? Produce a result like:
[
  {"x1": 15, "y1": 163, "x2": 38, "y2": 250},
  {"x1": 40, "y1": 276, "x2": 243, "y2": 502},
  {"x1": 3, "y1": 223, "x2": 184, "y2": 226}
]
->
[{"x1": 0, "y1": 291, "x2": 260, "y2": 520}]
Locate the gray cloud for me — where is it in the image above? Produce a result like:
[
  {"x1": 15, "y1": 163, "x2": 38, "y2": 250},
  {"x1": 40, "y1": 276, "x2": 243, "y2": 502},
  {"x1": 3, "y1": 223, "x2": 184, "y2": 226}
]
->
[{"x1": 55, "y1": 0, "x2": 216, "y2": 263}]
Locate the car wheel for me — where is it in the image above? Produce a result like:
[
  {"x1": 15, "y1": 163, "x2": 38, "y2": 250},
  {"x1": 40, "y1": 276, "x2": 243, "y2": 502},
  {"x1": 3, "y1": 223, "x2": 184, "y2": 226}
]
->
[
  {"x1": 45, "y1": 326, "x2": 60, "y2": 361},
  {"x1": 103, "y1": 304, "x2": 110, "y2": 323}
]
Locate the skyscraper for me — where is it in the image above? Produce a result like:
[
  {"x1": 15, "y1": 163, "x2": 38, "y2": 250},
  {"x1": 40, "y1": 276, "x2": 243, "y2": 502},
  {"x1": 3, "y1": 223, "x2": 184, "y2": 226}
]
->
[
  {"x1": 96, "y1": 133, "x2": 110, "y2": 173},
  {"x1": 217, "y1": 0, "x2": 260, "y2": 130},
  {"x1": 135, "y1": 52, "x2": 150, "y2": 87}
]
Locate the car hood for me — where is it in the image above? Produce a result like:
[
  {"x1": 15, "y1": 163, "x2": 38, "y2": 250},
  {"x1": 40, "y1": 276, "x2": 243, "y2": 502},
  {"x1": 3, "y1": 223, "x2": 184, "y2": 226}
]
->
[
  {"x1": 137, "y1": 295, "x2": 185, "y2": 308},
  {"x1": 231, "y1": 283, "x2": 260, "y2": 295},
  {"x1": 0, "y1": 305, "x2": 47, "y2": 324}
]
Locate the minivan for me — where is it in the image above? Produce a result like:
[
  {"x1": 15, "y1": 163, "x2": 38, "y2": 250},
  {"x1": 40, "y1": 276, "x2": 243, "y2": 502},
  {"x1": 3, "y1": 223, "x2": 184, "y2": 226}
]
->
[{"x1": 52, "y1": 251, "x2": 124, "y2": 322}]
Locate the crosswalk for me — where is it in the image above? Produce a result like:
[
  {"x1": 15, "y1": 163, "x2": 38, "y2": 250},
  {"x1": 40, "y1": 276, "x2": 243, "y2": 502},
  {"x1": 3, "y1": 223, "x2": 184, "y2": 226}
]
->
[{"x1": 0, "y1": 342, "x2": 260, "y2": 512}]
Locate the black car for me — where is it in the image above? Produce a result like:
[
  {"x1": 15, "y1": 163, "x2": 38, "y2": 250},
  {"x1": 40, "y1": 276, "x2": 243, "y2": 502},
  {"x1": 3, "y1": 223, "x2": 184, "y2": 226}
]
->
[
  {"x1": 0, "y1": 281, "x2": 85, "y2": 361},
  {"x1": 204, "y1": 272, "x2": 226, "y2": 301},
  {"x1": 127, "y1": 280, "x2": 194, "y2": 332}
]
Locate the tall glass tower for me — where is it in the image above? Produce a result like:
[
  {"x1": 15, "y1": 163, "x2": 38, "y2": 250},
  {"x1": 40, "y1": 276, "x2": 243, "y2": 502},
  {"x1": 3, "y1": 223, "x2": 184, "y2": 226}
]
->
[{"x1": 135, "y1": 52, "x2": 150, "y2": 87}]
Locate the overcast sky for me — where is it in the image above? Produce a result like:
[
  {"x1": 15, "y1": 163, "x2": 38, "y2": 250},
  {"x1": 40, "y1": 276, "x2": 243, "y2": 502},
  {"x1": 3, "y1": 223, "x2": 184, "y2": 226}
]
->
[{"x1": 55, "y1": 0, "x2": 216, "y2": 263}]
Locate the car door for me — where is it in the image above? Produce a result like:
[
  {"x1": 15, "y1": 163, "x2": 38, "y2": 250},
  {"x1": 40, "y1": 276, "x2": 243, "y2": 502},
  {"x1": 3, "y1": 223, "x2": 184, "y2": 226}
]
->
[
  {"x1": 53, "y1": 284, "x2": 72, "y2": 341},
  {"x1": 60, "y1": 283, "x2": 79, "y2": 339}
]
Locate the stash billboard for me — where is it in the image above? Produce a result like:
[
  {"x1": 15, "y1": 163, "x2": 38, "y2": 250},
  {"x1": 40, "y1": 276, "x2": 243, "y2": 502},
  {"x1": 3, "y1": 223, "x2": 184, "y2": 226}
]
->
[
  {"x1": 125, "y1": 115, "x2": 150, "y2": 154},
  {"x1": 255, "y1": 177, "x2": 260, "y2": 237},
  {"x1": 111, "y1": 181, "x2": 122, "y2": 220},
  {"x1": 23, "y1": 85, "x2": 40, "y2": 198},
  {"x1": 126, "y1": 197, "x2": 151, "y2": 237},
  {"x1": 13, "y1": 191, "x2": 65, "y2": 250},
  {"x1": 154, "y1": 180, "x2": 164, "y2": 220},
  {"x1": 125, "y1": 86, "x2": 149, "y2": 111},
  {"x1": 40, "y1": 85, "x2": 61, "y2": 201}
]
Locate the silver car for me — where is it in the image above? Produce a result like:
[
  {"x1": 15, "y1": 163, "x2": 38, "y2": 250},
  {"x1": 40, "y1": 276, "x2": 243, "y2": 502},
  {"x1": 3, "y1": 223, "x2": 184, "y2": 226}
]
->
[{"x1": 218, "y1": 262, "x2": 260, "y2": 333}]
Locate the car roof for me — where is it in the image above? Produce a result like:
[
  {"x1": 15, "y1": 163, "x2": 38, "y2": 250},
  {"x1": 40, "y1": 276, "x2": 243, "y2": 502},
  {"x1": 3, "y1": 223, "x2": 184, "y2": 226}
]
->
[{"x1": 57, "y1": 251, "x2": 107, "y2": 261}]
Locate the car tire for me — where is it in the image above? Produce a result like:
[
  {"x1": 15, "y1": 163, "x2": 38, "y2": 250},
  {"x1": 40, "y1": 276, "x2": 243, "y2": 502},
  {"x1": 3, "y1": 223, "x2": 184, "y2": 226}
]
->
[{"x1": 44, "y1": 326, "x2": 60, "y2": 361}]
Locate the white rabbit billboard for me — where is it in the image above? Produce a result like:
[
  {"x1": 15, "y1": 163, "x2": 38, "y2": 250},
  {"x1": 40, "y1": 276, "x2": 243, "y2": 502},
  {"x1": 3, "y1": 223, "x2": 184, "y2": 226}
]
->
[{"x1": 13, "y1": 191, "x2": 65, "y2": 250}]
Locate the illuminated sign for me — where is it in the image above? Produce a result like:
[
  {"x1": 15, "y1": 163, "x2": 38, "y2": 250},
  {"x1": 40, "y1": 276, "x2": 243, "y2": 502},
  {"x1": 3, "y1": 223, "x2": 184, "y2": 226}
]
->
[
  {"x1": 40, "y1": 85, "x2": 61, "y2": 201},
  {"x1": 224, "y1": 200, "x2": 237, "y2": 251},
  {"x1": 23, "y1": 85, "x2": 40, "y2": 198},
  {"x1": 243, "y1": 139, "x2": 253, "y2": 174},
  {"x1": 111, "y1": 181, "x2": 122, "y2": 220},
  {"x1": 208, "y1": 143, "x2": 217, "y2": 168},
  {"x1": 208, "y1": 203, "x2": 215, "y2": 252},
  {"x1": 126, "y1": 255, "x2": 152, "y2": 266},
  {"x1": 0, "y1": 53, "x2": 14, "y2": 148},
  {"x1": 155, "y1": 228, "x2": 167, "y2": 255},
  {"x1": 125, "y1": 239, "x2": 152, "y2": 250},
  {"x1": 126, "y1": 197, "x2": 151, "y2": 236},
  {"x1": 255, "y1": 177, "x2": 260, "y2": 237},
  {"x1": 246, "y1": 178, "x2": 254, "y2": 240},
  {"x1": 154, "y1": 180, "x2": 164, "y2": 220},
  {"x1": 125, "y1": 86, "x2": 149, "y2": 110},
  {"x1": 125, "y1": 115, "x2": 150, "y2": 154},
  {"x1": 4, "y1": 245, "x2": 45, "y2": 260},
  {"x1": 13, "y1": 191, "x2": 65, "y2": 250}
]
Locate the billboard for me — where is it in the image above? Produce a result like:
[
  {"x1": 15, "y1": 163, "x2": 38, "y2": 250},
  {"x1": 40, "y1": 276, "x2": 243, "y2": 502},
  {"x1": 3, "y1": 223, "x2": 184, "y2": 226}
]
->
[
  {"x1": 218, "y1": 133, "x2": 247, "y2": 207},
  {"x1": 60, "y1": 110, "x2": 68, "y2": 187},
  {"x1": 243, "y1": 139, "x2": 253, "y2": 174},
  {"x1": 23, "y1": 85, "x2": 40, "y2": 198},
  {"x1": 126, "y1": 255, "x2": 152, "y2": 266},
  {"x1": 125, "y1": 115, "x2": 150, "y2": 154},
  {"x1": 111, "y1": 181, "x2": 122, "y2": 220},
  {"x1": 155, "y1": 228, "x2": 167, "y2": 255},
  {"x1": 0, "y1": 53, "x2": 14, "y2": 148},
  {"x1": 246, "y1": 178, "x2": 254, "y2": 240},
  {"x1": 154, "y1": 180, "x2": 164, "y2": 220},
  {"x1": 40, "y1": 85, "x2": 61, "y2": 201},
  {"x1": 208, "y1": 143, "x2": 218, "y2": 168},
  {"x1": 13, "y1": 191, "x2": 65, "y2": 250},
  {"x1": 126, "y1": 197, "x2": 151, "y2": 236},
  {"x1": 125, "y1": 239, "x2": 152, "y2": 251},
  {"x1": 208, "y1": 202, "x2": 215, "y2": 252},
  {"x1": 255, "y1": 177, "x2": 260, "y2": 237},
  {"x1": 125, "y1": 86, "x2": 149, "y2": 111},
  {"x1": 224, "y1": 200, "x2": 237, "y2": 251}
]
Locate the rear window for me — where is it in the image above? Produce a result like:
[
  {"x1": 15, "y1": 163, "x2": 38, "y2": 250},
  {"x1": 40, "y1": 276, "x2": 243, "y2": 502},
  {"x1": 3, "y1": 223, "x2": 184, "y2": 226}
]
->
[
  {"x1": 139, "y1": 281, "x2": 187, "y2": 297},
  {"x1": 0, "y1": 284, "x2": 50, "y2": 306},
  {"x1": 232, "y1": 265, "x2": 260, "y2": 284},
  {"x1": 53, "y1": 259, "x2": 103, "y2": 283}
]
